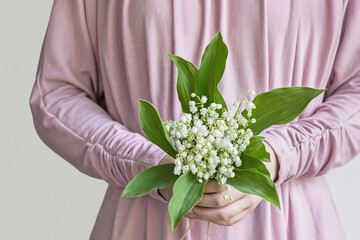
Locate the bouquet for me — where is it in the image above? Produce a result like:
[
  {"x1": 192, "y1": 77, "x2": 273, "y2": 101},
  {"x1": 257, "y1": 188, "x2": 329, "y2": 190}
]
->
[{"x1": 122, "y1": 31, "x2": 324, "y2": 231}]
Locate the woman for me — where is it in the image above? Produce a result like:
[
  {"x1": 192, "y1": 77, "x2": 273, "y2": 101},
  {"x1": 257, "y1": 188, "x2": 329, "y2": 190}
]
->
[{"x1": 30, "y1": 0, "x2": 360, "y2": 239}]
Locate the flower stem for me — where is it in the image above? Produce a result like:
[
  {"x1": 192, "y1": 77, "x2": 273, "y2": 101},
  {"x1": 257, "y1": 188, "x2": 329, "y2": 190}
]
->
[
  {"x1": 207, "y1": 221, "x2": 211, "y2": 240},
  {"x1": 180, "y1": 220, "x2": 195, "y2": 240}
]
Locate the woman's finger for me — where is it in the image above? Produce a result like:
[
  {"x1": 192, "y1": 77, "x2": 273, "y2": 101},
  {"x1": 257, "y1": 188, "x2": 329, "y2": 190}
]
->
[
  {"x1": 213, "y1": 195, "x2": 262, "y2": 226},
  {"x1": 214, "y1": 206, "x2": 253, "y2": 226},
  {"x1": 203, "y1": 180, "x2": 224, "y2": 193},
  {"x1": 186, "y1": 194, "x2": 262, "y2": 226},
  {"x1": 186, "y1": 196, "x2": 247, "y2": 221},
  {"x1": 196, "y1": 189, "x2": 245, "y2": 208}
]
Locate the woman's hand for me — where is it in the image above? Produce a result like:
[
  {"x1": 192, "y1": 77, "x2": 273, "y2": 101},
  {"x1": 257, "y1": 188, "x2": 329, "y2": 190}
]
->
[
  {"x1": 186, "y1": 142, "x2": 279, "y2": 226},
  {"x1": 263, "y1": 141, "x2": 279, "y2": 182},
  {"x1": 185, "y1": 181, "x2": 263, "y2": 226},
  {"x1": 159, "y1": 142, "x2": 279, "y2": 226}
]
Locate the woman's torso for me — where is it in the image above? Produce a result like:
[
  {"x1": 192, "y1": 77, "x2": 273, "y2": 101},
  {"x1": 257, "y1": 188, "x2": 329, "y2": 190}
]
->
[{"x1": 88, "y1": 1, "x2": 346, "y2": 239}]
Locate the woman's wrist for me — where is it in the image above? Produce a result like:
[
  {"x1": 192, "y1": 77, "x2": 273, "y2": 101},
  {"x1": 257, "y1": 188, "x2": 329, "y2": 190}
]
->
[
  {"x1": 263, "y1": 141, "x2": 279, "y2": 182},
  {"x1": 159, "y1": 154, "x2": 174, "y2": 165}
]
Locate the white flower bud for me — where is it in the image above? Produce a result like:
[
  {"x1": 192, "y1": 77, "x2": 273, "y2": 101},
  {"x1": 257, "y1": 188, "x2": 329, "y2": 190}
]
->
[
  {"x1": 173, "y1": 159, "x2": 180, "y2": 166},
  {"x1": 190, "y1": 106, "x2": 198, "y2": 113},
  {"x1": 246, "y1": 102, "x2": 255, "y2": 110},
  {"x1": 194, "y1": 120, "x2": 202, "y2": 128},
  {"x1": 229, "y1": 119, "x2": 237, "y2": 126},
  {"x1": 246, "y1": 129, "x2": 253, "y2": 137},
  {"x1": 181, "y1": 151, "x2": 188, "y2": 157},
  {"x1": 178, "y1": 145, "x2": 185, "y2": 151},
  {"x1": 165, "y1": 125, "x2": 170, "y2": 132},
  {"x1": 233, "y1": 101, "x2": 240, "y2": 109},
  {"x1": 185, "y1": 113, "x2": 192, "y2": 122},
  {"x1": 174, "y1": 166, "x2": 182, "y2": 175},
  {"x1": 239, "y1": 144, "x2": 246, "y2": 152},
  {"x1": 203, "y1": 172, "x2": 209, "y2": 180},
  {"x1": 201, "y1": 96, "x2": 208, "y2": 104},
  {"x1": 220, "y1": 176, "x2": 227, "y2": 184},
  {"x1": 190, "y1": 164, "x2": 197, "y2": 174},
  {"x1": 200, "y1": 108, "x2": 207, "y2": 115},
  {"x1": 222, "y1": 158, "x2": 228, "y2": 165},
  {"x1": 219, "y1": 166, "x2": 227, "y2": 174},
  {"x1": 194, "y1": 154, "x2": 202, "y2": 163},
  {"x1": 182, "y1": 165, "x2": 189, "y2": 173},
  {"x1": 247, "y1": 110, "x2": 252, "y2": 118},
  {"x1": 212, "y1": 130, "x2": 223, "y2": 138},
  {"x1": 191, "y1": 127, "x2": 198, "y2": 134},
  {"x1": 191, "y1": 93, "x2": 196, "y2": 98}
]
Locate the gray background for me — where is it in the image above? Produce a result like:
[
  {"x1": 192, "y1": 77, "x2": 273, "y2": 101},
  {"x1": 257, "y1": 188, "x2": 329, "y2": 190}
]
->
[{"x1": 0, "y1": 1, "x2": 359, "y2": 239}]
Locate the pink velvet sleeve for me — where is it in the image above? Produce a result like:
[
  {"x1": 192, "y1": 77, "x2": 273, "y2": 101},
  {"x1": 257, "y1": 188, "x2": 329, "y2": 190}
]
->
[
  {"x1": 29, "y1": 0, "x2": 167, "y2": 201},
  {"x1": 262, "y1": 0, "x2": 360, "y2": 185}
]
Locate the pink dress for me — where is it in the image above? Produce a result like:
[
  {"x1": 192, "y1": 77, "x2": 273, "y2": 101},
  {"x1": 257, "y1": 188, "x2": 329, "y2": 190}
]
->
[{"x1": 30, "y1": 0, "x2": 360, "y2": 239}]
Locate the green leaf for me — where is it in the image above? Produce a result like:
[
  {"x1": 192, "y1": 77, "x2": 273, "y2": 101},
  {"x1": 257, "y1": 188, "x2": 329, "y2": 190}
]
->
[
  {"x1": 168, "y1": 54, "x2": 198, "y2": 113},
  {"x1": 139, "y1": 100, "x2": 177, "y2": 158},
  {"x1": 169, "y1": 172, "x2": 207, "y2": 231},
  {"x1": 244, "y1": 136, "x2": 270, "y2": 162},
  {"x1": 239, "y1": 154, "x2": 271, "y2": 179},
  {"x1": 196, "y1": 31, "x2": 228, "y2": 110},
  {"x1": 243, "y1": 87, "x2": 325, "y2": 135},
  {"x1": 122, "y1": 164, "x2": 178, "y2": 197},
  {"x1": 227, "y1": 168, "x2": 280, "y2": 209}
]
